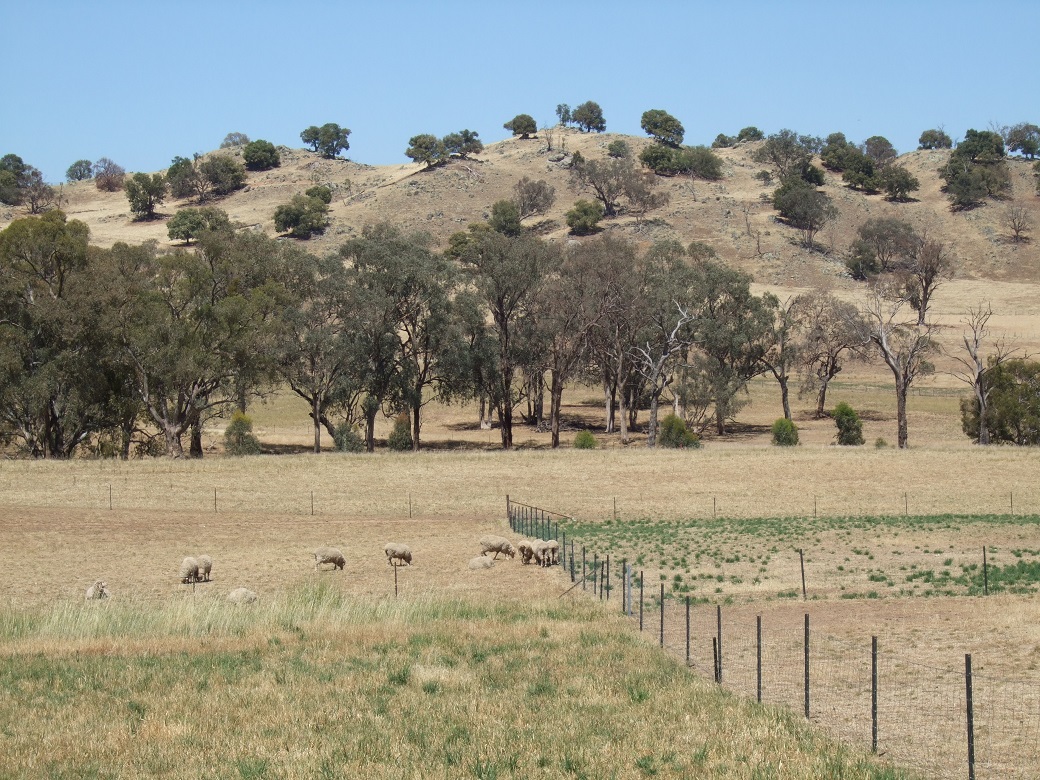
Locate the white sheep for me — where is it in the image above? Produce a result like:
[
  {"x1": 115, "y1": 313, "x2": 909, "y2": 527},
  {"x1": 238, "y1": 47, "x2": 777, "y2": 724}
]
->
[
  {"x1": 517, "y1": 540, "x2": 535, "y2": 565},
  {"x1": 227, "y1": 587, "x2": 258, "y2": 604},
  {"x1": 479, "y1": 535, "x2": 516, "y2": 560},
  {"x1": 314, "y1": 546, "x2": 346, "y2": 571},
  {"x1": 384, "y1": 543, "x2": 413, "y2": 566},
  {"x1": 85, "y1": 580, "x2": 110, "y2": 600},
  {"x1": 180, "y1": 556, "x2": 200, "y2": 584},
  {"x1": 533, "y1": 540, "x2": 560, "y2": 567},
  {"x1": 468, "y1": 556, "x2": 494, "y2": 570},
  {"x1": 197, "y1": 554, "x2": 213, "y2": 582}
]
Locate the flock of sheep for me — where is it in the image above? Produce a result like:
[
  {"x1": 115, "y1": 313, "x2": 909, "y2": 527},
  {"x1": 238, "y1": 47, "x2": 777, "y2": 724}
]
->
[{"x1": 83, "y1": 534, "x2": 560, "y2": 603}]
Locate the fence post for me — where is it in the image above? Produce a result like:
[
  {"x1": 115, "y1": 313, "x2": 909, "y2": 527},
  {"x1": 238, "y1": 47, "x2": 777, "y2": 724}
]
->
[
  {"x1": 799, "y1": 548, "x2": 807, "y2": 600},
  {"x1": 582, "y1": 547, "x2": 586, "y2": 590},
  {"x1": 757, "y1": 615, "x2": 762, "y2": 703},
  {"x1": 621, "y1": 559, "x2": 627, "y2": 613},
  {"x1": 554, "y1": 520, "x2": 558, "y2": 541},
  {"x1": 506, "y1": 494, "x2": 511, "y2": 523},
  {"x1": 871, "y1": 635, "x2": 878, "y2": 753},
  {"x1": 657, "y1": 582, "x2": 665, "y2": 648},
  {"x1": 569, "y1": 549, "x2": 575, "y2": 583},
  {"x1": 685, "y1": 596, "x2": 691, "y2": 665},
  {"x1": 639, "y1": 572, "x2": 644, "y2": 632},
  {"x1": 965, "y1": 654, "x2": 976, "y2": 780},
  {"x1": 561, "y1": 531, "x2": 566, "y2": 570},
  {"x1": 605, "y1": 555, "x2": 610, "y2": 600},
  {"x1": 716, "y1": 605, "x2": 723, "y2": 683},
  {"x1": 593, "y1": 553, "x2": 599, "y2": 597},
  {"x1": 712, "y1": 638, "x2": 720, "y2": 683},
  {"x1": 803, "y1": 613, "x2": 810, "y2": 719},
  {"x1": 982, "y1": 547, "x2": 988, "y2": 596}
]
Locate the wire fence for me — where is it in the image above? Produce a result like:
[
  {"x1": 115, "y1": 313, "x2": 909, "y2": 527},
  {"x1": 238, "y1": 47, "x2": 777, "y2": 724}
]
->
[{"x1": 508, "y1": 498, "x2": 1040, "y2": 780}]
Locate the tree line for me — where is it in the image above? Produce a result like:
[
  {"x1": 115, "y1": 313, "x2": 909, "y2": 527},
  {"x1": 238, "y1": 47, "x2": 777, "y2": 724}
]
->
[{"x1": 8, "y1": 196, "x2": 1022, "y2": 460}]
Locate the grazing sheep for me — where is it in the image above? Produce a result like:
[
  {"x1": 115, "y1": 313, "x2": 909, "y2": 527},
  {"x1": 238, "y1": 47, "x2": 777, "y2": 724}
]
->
[
  {"x1": 533, "y1": 540, "x2": 560, "y2": 567},
  {"x1": 197, "y1": 554, "x2": 213, "y2": 582},
  {"x1": 180, "y1": 556, "x2": 200, "y2": 584},
  {"x1": 479, "y1": 535, "x2": 516, "y2": 560},
  {"x1": 384, "y1": 543, "x2": 413, "y2": 566},
  {"x1": 468, "y1": 556, "x2": 494, "y2": 570},
  {"x1": 85, "y1": 580, "x2": 110, "y2": 600},
  {"x1": 517, "y1": 540, "x2": 535, "y2": 565},
  {"x1": 314, "y1": 546, "x2": 346, "y2": 571},
  {"x1": 227, "y1": 587, "x2": 258, "y2": 604}
]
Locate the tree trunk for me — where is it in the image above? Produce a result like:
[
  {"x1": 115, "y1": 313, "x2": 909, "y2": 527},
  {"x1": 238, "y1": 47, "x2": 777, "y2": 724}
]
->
[
  {"x1": 619, "y1": 393, "x2": 630, "y2": 444},
  {"x1": 975, "y1": 384, "x2": 990, "y2": 446},
  {"x1": 412, "y1": 403, "x2": 421, "y2": 452},
  {"x1": 498, "y1": 403, "x2": 513, "y2": 449},
  {"x1": 896, "y1": 384, "x2": 909, "y2": 449},
  {"x1": 647, "y1": 394, "x2": 660, "y2": 447},
  {"x1": 779, "y1": 375, "x2": 792, "y2": 421},
  {"x1": 313, "y1": 395, "x2": 322, "y2": 454},
  {"x1": 715, "y1": 401, "x2": 727, "y2": 436},
  {"x1": 815, "y1": 382, "x2": 829, "y2": 418},
  {"x1": 602, "y1": 374, "x2": 615, "y2": 433},
  {"x1": 189, "y1": 418, "x2": 203, "y2": 458},
  {"x1": 162, "y1": 424, "x2": 184, "y2": 458},
  {"x1": 550, "y1": 371, "x2": 564, "y2": 449},
  {"x1": 365, "y1": 407, "x2": 377, "y2": 453}
]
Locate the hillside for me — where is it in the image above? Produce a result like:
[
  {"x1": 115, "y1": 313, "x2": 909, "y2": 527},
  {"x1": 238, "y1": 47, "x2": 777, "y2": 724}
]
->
[{"x1": 4, "y1": 128, "x2": 1038, "y2": 292}]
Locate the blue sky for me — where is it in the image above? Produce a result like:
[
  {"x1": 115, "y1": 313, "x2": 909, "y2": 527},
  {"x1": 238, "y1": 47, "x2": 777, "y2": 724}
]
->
[{"x1": 4, "y1": 0, "x2": 1037, "y2": 183}]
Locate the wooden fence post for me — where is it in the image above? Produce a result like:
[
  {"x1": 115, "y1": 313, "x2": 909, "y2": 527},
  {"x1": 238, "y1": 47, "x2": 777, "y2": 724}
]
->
[
  {"x1": 803, "y1": 613, "x2": 810, "y2": 719},
  {"x1": 965, "y1": 653, "x2": 976, "y2": 780}
]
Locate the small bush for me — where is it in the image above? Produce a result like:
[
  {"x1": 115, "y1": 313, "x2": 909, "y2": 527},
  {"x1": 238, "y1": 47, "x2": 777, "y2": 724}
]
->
[
  {"x1": 606, "y1": 139, "x2": 630, "y2": 158},
  {"x1": 565, "y1": 199, "x2": 603, "y2": 235},
  {"x1": 658, "y1": 414, "x2": 700, "y2": 449},
  {"x1": 573, "y1": 430, "x2": 597, "y2": 449},
  {"x1": 333, "y1": 424, "x2": 365, "y2": 453},
  {"x1": 224, "y1": 411, "x2": 261, "y2": 456},
  {"x1": 833, "y1": 402, "x2": 865, "y2": 446},
  {"x1": 242, "y1": 139, "x2": 280, "y2": 171},
  {"x1": 387, "y1": 415, "x2": 413, "y2": 451},
  {"x1": 874, "y1": 437, "x2": 888, "y2": 449},
  {"x1": 771, "y1": 417, "x2": 799, "y2": 446}
]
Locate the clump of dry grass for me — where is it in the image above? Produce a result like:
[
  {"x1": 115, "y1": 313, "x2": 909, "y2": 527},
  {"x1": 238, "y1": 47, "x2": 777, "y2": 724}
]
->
[{"x1": 0, "y1": 595, "x2": 914, "y2": 779}]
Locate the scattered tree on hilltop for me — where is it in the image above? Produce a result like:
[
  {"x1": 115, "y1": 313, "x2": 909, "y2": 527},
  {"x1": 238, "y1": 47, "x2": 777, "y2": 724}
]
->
[
  {"x1": 939, "y1": 129, "x2": 1010, "y2": 208},
  {"x1": 66, "y1": 160, "x2": 93, "y2": 182},
  {"x1": 167, "y1": 153, "x2": 246, "y2": 202},
  {"x1": 242, "y1": 140, "x2": 280, "y2": 171},
  {"x1": 641, "y1": 109, "x2": 684, "y2": 147},
  {"x1": 220, "y1": 132, "x2": 250, "y2": 148},
  {"x1": 571, "y1": 154, "x2": 666, "y2": 217},
  {"x1": 565, "y1": 200, "x2": 603, "y2": 235},
  {"x1": 503, "y1": 114, "x2": 537, "y2": 139},
  {"x1": 405, "y1": 134, "x2": 448, "y2": 168},
  {"x1": 572, "y1": 101, "x2": 606, "y2": 133},
  {"x1": 879, "y1": 165, "x2": 920, "y2": 201},
  {"x1": 300, "y1": 123, "x2": 351, "y2": 158},
  {"x1": 93, "y1": 158, "x2": 125, "y2": 192},
  {"x1": 1004, "y1": 122, "x2": 1040, "y2": 159},
  {"x1": 918, "y1": 128, "x2": 953, "y2": 149},
  {"x1": 0, "y1": 154, "x2": 28, "y2": 205},
  {"x1": 555, "y1": 104, "x2": 571, "y2": 126},
  {"x1": 124, "y1": 172, "x2": 166, "y2": 220},
  {"x1": 862, "y1": 135, "x2": 897, "y2": 167},
  {"x1": 771, "y1": 176, "x2": 836, "y2": 248},
  {"x1": 512, "y1": 177, "x2": 555, "y2": 219},
  {"x1": 753, "y1": 129, "x2": 822, "y2": 179},
  {"x1": 443, "y1": 129, "x2": 483, "y2": 158}
]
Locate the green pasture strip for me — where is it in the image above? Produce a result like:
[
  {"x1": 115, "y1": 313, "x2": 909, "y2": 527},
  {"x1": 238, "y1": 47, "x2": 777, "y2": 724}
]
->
[
  {"x1": 0, "y1": 597, "x2": 915, "y2": 780},
  {"x1": 556, "y1": 514, "x2": 1040, "y2": 600}
]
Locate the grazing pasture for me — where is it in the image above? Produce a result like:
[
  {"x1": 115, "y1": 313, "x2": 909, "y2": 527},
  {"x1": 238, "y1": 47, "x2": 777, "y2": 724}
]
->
[{"x1": 1, "y1": 447, "x2": 1038, "y2": 778}]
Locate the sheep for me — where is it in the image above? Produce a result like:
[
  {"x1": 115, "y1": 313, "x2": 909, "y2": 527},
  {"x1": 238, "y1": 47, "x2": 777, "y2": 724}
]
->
[
  {"x1": 180, "y1": 556, "x2": 200, "y2": 584},
  {"x1": 197, "y1": 554, "x2": 213, "y2": 582},
  {"x1": 314, "y1": 546, "x2": 346, "y2": 571},
  {"x1": 517, "y1": 540, "x2": 535, "y2": 565},
  {"x1": 532, "y1": 540, "x2": 560, "y2": 567},
  {"x1": 468, "y1": 556, "x2": 494, "y2": 570},
  {"x1": 84, "y1": 580, "x2": 110, "y2": 600},
  {"x1": 479, "y1": 535, "x2": 516, "y2": 560},
  {"x1": 227, "y1": 587, "x2": 258, "y2": 604},
  {"x1": 384, "y1": 543, "x2": 413, "y2": 566}
]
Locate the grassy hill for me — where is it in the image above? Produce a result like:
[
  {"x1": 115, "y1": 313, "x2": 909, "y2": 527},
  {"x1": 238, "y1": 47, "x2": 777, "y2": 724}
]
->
[{"x1": 4, "y1": 128, "x2": 1037, "y2": 289}]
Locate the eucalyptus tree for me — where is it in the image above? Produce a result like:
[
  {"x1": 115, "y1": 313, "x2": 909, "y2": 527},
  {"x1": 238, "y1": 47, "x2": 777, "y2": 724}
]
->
[{"x1": 456, "y1": 229, "x2": 557, "y2": 449}]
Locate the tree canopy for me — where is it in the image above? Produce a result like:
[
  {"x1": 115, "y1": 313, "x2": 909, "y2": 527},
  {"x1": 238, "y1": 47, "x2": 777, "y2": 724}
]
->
[{"x1": 300, "y1": 123, "x2": 351, "y2": 158}]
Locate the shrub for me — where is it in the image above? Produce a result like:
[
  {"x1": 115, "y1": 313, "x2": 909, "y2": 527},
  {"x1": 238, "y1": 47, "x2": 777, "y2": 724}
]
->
[
  {"x1": 874, "y1": 437, "x2": 888, "y2": 449},
  {"x1": 387, "y1": 415, "x2": 413, "y2": 451},
  {"x1": 607, "y1": 139, "x2": 630, "y2": 158},
  {"x1": 771, "y1": 418, "x2": 799, "y2": 446},
  {"x1": 333, "y1": 424, "x2": 365, "y2": 453},
  {"x1": 199, "y1": 154, "x2": 246, "y2": 196},
  {"x1": 242, "y1": 140, "x2": 280, "y2": 170},
  {"x1": 833, "y1": 402, "x2": 865, "y2": 445},
  {"x1": 220, "y1": 132, "x2": 250, "y2": 148},
  {"x1": 305, "y1": 185, "x2": 333, "y2": 204},
  {"x1": 574, "y1": 430, "x2": 597, "y2": 449},
  {"x1": 565, "y1": 199, "x2": 602, "y2": 235},
  {"x1": 658, "y1": 414, "x2": 700, "y2": 449},
  {"x1": 224, "y1": 411, "x2": 261, "y2": 456},
  {"x1": 274, "y1": 193, "x2": 328, "y2": 238}
]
